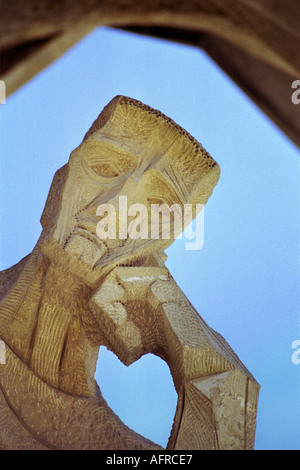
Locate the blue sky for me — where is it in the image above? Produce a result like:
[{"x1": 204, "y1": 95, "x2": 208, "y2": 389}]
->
[{"x1": 1, "y1": 27, "x2": 299, "y2": 450}]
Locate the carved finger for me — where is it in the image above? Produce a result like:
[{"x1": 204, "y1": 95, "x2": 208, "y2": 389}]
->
[{"x1": 168, "y1": 369, "x2": 259, "y2": 450}]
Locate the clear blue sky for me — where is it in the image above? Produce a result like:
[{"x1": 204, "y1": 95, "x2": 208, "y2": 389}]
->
[{"x1": 1, "y1": 27, "x2": 299, "y2": 450}]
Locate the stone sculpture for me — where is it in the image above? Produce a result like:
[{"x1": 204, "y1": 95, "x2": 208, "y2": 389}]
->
[{"x1": 0, "y1": 96, "x2": 260, "y2": 450}]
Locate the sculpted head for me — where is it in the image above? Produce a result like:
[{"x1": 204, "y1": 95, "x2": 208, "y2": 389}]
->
[{"x1": 40, "y1": 96, "x2": 220, "y2": 285}]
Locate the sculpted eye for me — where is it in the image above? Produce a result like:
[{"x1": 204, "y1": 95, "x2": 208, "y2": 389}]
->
[
  {"x1": 91, "y1": 163, "x2": 119, "y2": 178},
  {"x1": 147, "y1": 197, "x2": 174, "y2": 216},
  {"x1": 79, "y1": 140, "x2": 138, "y2": 180},
  {"x1": 147, "y1": 197, "x2": 166, "y2": 206}
]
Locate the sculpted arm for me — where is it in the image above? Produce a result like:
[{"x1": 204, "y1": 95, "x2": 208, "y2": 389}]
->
[{"x1": 89, "y1": 265, "x2": 260, "y2": 450}]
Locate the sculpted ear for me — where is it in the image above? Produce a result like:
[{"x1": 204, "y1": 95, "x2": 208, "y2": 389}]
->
[{"x1": 40, "y1": 164, "x2": 69, "y2": 233}]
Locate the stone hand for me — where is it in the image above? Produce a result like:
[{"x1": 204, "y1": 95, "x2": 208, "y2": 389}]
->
[{"x1": 89, "y1": 265, "x2": 259, "y2": 449}]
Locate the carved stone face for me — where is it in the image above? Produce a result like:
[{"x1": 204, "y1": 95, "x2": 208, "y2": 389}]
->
[{"x1": 41, "y1": 96, "x2": 220, "y2": 280}]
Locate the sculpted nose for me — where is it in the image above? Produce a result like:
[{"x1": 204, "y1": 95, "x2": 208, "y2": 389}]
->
[
  {"x1": 117, "y1": 176, "x2": 139, "y2": 198},
  {"x1": 126, "y1": 168, "x2": 145, "y2": 183}
]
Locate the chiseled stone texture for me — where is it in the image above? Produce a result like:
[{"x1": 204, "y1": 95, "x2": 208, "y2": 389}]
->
[{"x1": 0, "y1": 96, "x2": 259, "y2": 450}]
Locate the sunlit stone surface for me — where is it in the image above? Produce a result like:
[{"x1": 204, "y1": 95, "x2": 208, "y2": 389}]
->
[{"x1": 0, "y1": 96, "x2": 259, "y2": 450}]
